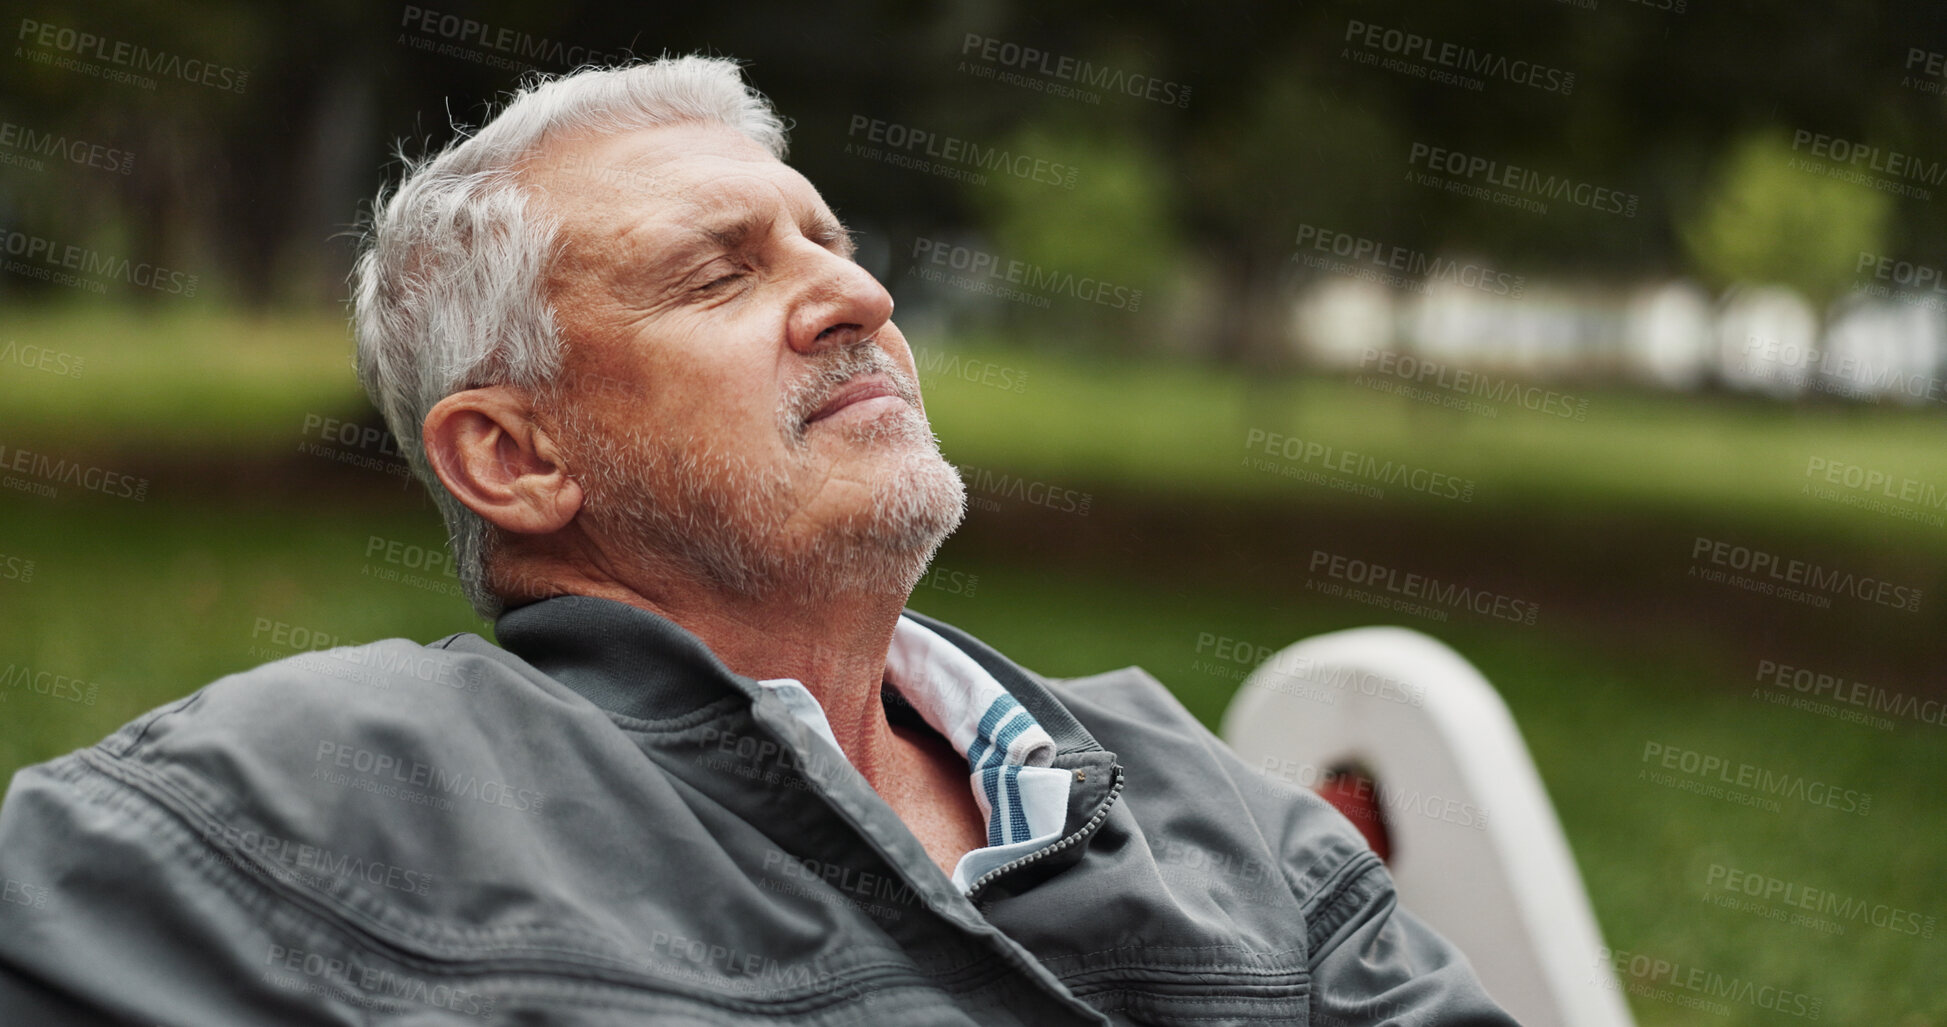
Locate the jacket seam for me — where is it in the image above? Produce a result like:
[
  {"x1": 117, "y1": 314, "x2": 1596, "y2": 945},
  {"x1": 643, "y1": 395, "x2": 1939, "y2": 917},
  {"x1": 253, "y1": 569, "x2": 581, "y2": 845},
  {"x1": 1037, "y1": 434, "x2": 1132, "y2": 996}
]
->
[{"x1": 1299, "y1": 852, "x2": 1388, "y2": 963}]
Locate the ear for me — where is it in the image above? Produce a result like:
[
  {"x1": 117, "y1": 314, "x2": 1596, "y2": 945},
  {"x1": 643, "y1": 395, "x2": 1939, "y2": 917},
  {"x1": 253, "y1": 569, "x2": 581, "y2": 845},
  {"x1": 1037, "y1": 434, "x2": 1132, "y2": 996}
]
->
[{"x1": 422, "y1": 386, "x2": 584, "y2": 535}]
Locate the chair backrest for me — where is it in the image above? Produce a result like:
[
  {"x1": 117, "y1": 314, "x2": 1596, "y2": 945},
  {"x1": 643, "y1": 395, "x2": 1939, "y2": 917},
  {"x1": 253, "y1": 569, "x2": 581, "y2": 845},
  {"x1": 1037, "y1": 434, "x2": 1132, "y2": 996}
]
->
[{"x1": 1220, "y1": 626, "x2": 1635, "y2": 1027}]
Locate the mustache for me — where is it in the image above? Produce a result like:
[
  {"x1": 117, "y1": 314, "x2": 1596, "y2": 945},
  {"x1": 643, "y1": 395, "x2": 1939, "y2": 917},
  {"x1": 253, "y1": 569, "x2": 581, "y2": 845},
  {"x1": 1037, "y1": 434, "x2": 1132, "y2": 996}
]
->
[{"x1": 781, "y1": 344, "x2": 922, "y2": 436}]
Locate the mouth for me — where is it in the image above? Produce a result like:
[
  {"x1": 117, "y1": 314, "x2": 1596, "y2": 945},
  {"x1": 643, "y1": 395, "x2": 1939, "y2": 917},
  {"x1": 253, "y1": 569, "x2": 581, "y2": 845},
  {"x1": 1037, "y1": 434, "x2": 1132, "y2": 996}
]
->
[{"x1": 805, "y1": 373, "x2": 909, "y2": 426}]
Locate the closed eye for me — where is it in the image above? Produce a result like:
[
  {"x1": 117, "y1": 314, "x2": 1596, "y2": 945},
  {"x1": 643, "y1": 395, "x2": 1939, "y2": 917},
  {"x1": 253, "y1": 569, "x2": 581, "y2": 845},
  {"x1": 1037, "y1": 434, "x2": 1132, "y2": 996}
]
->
[{"x1": 690, "y1": 260, "x2": 749, "y2": 293}]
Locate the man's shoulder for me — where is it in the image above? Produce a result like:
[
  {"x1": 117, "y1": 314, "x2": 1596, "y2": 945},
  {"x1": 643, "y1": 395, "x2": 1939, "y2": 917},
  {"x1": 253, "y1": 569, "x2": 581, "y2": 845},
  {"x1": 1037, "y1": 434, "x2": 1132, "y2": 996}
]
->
[
  {"x1": 0, "y1": 634, "x2": 604, "y2": 1022},
  {"x1": 94, "y1": 634, "x2": 534, "y2": 763},
  {"x1": 1045, "y1": 664, "x2": 1198, "y2": 725},
  {"x1": 8, "y1": 633, "x2": 588, "y2": 844}
]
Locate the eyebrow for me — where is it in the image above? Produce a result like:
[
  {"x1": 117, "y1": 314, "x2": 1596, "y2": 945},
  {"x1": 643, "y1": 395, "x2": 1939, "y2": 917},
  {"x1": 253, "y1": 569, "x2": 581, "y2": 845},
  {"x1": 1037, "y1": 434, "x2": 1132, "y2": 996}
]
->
[{"x1": 805, "y1": 212, "x2": 858, "y2": 259}]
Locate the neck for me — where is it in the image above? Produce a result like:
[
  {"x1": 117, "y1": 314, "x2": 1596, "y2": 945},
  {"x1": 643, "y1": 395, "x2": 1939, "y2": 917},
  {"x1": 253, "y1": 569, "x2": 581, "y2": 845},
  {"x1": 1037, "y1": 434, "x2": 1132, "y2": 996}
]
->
[
  {"x1": 502, "y1": 546, "x2": 917, "y2": 786},
  {"x1": 655, "y1": 585, "x2": 912, "y2": 784}
]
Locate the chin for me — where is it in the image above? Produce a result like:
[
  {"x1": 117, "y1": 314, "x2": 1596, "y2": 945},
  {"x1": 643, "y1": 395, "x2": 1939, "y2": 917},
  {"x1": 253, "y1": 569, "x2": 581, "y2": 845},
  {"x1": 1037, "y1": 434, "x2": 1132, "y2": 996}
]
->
[{"x1": 800, "y1": 446, "x2": 968, "y2": 601}]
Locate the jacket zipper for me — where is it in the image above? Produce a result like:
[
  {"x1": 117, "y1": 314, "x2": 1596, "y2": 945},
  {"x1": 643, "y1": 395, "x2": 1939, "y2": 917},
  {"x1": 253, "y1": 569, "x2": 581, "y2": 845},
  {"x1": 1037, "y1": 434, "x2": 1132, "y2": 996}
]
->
[{"x1": 966, "y1": 764, "x2": 1125, "y2": 902}]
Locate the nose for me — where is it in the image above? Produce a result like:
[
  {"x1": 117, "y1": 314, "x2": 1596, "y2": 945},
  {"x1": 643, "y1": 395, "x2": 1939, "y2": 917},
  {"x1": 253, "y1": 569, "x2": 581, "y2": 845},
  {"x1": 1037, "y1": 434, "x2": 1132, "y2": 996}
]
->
[{"x1": 787, "y1": 246, "x2": 894, "y2": 355}]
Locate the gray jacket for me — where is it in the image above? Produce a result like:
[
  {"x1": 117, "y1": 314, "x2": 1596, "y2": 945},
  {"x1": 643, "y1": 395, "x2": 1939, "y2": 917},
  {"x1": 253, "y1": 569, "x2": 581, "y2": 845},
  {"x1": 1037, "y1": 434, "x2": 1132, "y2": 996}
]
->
[{"x1": 0, "y1": 596, "x2": 1517, "y2": 1024}]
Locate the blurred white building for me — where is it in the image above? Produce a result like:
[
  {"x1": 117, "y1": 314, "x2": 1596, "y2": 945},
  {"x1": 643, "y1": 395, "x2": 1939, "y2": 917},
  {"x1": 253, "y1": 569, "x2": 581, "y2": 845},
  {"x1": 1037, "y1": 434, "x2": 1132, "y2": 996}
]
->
[{"x1": 1290, "y1": 271, "x2": 1947, "y2": 405}]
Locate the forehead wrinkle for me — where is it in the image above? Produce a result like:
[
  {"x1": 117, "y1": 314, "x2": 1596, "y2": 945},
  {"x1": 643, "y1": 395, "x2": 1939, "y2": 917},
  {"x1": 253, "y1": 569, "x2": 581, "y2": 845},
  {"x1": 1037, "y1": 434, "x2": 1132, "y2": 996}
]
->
[{"x1": 549, "y1": 147, "x2": 856, "y2": 291}]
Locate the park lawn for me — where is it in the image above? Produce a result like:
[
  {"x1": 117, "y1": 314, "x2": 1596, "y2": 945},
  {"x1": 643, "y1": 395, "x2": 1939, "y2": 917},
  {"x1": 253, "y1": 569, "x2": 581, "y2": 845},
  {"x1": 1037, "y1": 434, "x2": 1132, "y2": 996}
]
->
[
  {"x1": 917, "y1": 335, "x2": 1947, "y2": 563},
  {"x1": 0, "y1": 306, "x2": 358, "y2": 455},
  {"x1": 0, "y1": 489, "x2": 1938, "y2": 1026}
]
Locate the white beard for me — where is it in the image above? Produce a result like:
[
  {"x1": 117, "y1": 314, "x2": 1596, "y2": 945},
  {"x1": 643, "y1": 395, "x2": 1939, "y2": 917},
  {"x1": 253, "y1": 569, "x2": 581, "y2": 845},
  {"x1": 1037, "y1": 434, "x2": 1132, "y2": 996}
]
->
[{"x1": 556, "y1": 346, "x2": 967, "y2": 602}]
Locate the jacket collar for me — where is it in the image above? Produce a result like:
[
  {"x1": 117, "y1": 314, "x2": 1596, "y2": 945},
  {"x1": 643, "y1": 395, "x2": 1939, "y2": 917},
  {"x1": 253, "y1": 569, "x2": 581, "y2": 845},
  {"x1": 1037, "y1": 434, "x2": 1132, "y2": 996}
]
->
[{"x1": 492, "y1": 596, "x2": 1105, "y2": 756}]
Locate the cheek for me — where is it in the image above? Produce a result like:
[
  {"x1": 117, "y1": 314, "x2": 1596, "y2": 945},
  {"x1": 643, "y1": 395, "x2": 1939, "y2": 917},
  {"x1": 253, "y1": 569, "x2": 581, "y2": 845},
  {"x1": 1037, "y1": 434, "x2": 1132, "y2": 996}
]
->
[
  {"x1": 590, "y1": 309, "x2": 793, "y2": 445},
  {"x1": 659, "y1": 363, "x2": 786, "y2": 444}
]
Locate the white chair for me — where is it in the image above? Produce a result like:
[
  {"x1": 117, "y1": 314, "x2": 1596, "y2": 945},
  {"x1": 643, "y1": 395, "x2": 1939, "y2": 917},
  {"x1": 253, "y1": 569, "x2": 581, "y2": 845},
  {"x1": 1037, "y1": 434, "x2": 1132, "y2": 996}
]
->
[{"x1": 1220, "y1": 626, "x2": 1634, "y2": 1027}]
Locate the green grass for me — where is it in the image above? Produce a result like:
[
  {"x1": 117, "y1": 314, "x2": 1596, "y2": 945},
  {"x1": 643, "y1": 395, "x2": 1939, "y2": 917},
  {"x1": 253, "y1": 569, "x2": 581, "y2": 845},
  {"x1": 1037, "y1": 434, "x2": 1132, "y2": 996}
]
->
[
  {"x1": 1, "y1": 306, "x2": 359, "y2": 454},
  {"x1": 917, "y1": 337, "x2": 1947, "y2": 562}
]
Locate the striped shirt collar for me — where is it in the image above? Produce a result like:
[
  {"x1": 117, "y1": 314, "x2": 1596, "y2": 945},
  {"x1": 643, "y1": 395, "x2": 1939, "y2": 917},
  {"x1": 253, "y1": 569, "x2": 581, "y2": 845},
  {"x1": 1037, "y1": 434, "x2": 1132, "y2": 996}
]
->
[{"x1": 757, "y1": 615, "x2": 1071, "y2": 891}]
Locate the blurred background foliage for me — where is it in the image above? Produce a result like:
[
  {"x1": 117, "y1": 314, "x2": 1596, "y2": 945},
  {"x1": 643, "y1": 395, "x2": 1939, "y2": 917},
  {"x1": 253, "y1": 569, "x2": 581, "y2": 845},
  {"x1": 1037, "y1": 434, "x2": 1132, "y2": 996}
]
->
[{"x1": 4, "y1": 0, "x2": 1946, "y2": 316}]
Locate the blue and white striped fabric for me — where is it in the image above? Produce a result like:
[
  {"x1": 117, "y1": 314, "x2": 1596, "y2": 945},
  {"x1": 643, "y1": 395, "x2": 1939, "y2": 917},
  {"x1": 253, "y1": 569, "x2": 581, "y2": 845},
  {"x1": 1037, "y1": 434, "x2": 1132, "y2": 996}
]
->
[
  {"x1": 757, "y1": 616, "x2": 1073, "y2": 893},
  {"x1": 967, "y1": 694, "x2": 1044, "y2": 847}
]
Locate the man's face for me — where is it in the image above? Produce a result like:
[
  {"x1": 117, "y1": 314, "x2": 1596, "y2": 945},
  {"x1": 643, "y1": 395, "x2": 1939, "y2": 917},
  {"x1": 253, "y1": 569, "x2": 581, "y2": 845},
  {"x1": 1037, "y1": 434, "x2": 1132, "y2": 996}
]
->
[{"x1": 523, "y1": 121, "x2": 965, "y2": 598}]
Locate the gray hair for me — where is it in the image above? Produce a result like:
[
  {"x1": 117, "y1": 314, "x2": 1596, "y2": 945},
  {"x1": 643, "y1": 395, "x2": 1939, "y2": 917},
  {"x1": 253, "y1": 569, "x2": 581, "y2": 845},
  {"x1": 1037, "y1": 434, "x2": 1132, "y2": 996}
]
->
[{"x1": 350, "y1": 56, "x2": 789, "y2": 619}]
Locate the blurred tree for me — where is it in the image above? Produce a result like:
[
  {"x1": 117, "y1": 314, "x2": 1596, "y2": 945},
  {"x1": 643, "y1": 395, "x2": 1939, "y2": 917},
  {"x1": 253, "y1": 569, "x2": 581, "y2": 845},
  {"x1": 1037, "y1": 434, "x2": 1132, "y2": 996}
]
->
[
  {"x1": 962, "y1": 118, "x2": 1182, "y2": 350},
  {"x1": 6, "y1": 0, "x2": 1947, "y2": 351},
  {"x1": 1680, "y1": 131, "x2": 1891, "y2": 304}
]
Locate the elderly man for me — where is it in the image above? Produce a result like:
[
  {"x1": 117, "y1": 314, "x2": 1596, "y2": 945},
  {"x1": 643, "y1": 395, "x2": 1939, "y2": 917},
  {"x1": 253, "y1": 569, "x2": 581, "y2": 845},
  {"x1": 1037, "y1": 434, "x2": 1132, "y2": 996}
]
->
[{"x1": 0, "y1": 57, "x2": 1514, "y2": 1025}]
